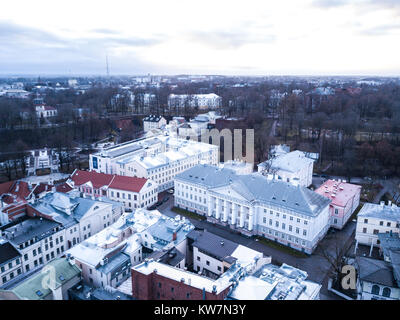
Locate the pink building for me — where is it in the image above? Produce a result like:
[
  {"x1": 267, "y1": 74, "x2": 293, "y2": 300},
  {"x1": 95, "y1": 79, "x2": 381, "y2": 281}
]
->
[{"x1": 315, "y1": 179, "x2": 361, "y2": 229}]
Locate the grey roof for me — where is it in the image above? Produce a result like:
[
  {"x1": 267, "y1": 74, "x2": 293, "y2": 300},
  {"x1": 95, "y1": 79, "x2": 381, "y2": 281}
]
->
[
  {"x1": 378, "y1": 233, "x2": 400, "y2": 287},
  {"x1": 146, "y1": 216, "x2": 194, "y2": 250},
  {"x1": 378, "y1": 233, "x2": 400, "y2": 255},
  {"x1": 106, "y1": 144, "x2": 142, "y2": 158},
  {"x1": 98, "y1": 252, "x2": 130, "y2": 275},
  {"x1": 149, "y1": 248, "x2": 185, "y2": 267},
  {"x1": 358, "y1": 203, "x2": 400, "y2": 221},
  {"x1": 187, "y1": 230, "x2": 238, "y2": 261},
  {"x1": 356, "y1": 256, "x2": 397, "y2": 287},
  {"x1": 2, "y1": 218, "x2": 62, "y2": 245},
  {"x1": 175, "y1": 165, "x2": 331, "y2": 217},
  {"x1": 29, "y1": 192, "x2": 116, "y2": 229},
  {"x1": 389, "y1": 251, "x2": 400, "y2": 287}
]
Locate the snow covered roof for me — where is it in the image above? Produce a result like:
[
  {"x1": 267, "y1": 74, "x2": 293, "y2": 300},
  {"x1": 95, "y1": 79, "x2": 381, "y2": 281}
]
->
[
  {"x1": 358, "y1": 202, "x2": 400, "y2": 222},
  {"x1": 133, "y1": 260, "x2": 233, "y2": 294},
  {"x1": 315, "y1": 179, "x2": 361, "y2": 207},
  {"x1": 118, "y1": 137, "x2": 217, "y2": 170},
  {"x1": 67, "y1": 209, "x2": 164, "y2": 268},
  {"x1": 228, "y1": 263, "x2": 321, "y2": 300},
  {"x1": 143, "y1": 115, "x2": 165, "y2": 122},
  {"x1": 260, "y1": 150, "x2": 314, "y2": 173},
  {"x1": 29, "y1": 192, "x2": 117, "y2": 228}
]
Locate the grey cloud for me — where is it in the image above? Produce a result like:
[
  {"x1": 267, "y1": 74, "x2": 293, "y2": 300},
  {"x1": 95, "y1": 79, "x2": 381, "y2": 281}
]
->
[
  {"x1": 91, "y1": 28, "x2": 120, "y2": 34},
  {"x1": 312, "y1": 0, "x2": 349, "y2": 8},
  {"x1": 312, "y1": 0, "x2": 400, "y2": 11},
  {"x1": 359, "y1": 23, "x2": 400, "y2": 36},
  {"x1": 0, "y1": 21, "x2": 163, "y2": 74},
  {"x1": 187, "y1": 30, "x2": 276, "y2": 50}
]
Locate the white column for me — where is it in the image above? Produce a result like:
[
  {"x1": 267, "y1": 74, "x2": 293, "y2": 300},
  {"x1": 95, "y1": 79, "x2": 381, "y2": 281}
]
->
[
  {"x1": 231, "y1": 203, "x2": 238, "y2": 225},
  {"x1": 216, "y1": 198, "x2": 221, "y2": 219},
  {"x1": 208, "y1": 196, "x2": 214, "y2": 217},
  {"x1": 248, "y1": 206, "x2": 254, "y2": 231},
  {"x1": 223, "y1": 200, "x2": 229, "y2": 222},
  {"x1": 239, "y1": 205, "x2": 245, "y2": 228}
]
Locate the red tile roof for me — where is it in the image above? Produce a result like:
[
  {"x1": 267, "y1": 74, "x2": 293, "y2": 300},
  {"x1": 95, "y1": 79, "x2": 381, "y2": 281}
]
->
[
  {"x1": 0, "y1": 181, "x2": 14, "y2": 195},
  {"x1": 315, "y1": 179, "x2": 361, "y2": 207},
  {"x1": 56, "y1": 182, "x2": 73, "y2": 193},
  {"x1": 108, "y1": 175, "x2": 148, "y2": 193},
  {"x1": 32, "y1": 183, "x2": 53, "y2": 196},
  {"x1": 0, "y1": 180, "x2": 32, "y2": 203},
  {"x1": 70, "y1": 170, "x2": 148, "y2": 193},
  {"x1": 71, "y1": 170, "x2": 114, "y2": 189}
]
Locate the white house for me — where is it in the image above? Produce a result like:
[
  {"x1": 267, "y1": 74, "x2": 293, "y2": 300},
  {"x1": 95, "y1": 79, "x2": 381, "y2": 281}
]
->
[
  {"x1": 4, "y1": 89, "x2": 30, "y2": 99},
  {"x1": 168, "y1": 93, "x2": 222, "y2": 110},
  {"x1": 143, "y1": 115, "x2": 167, "y2": 132},
  {"x1": 35, "y1": 105, "x2": 58, "y2": 118},
  {"x1": 355, "y1": 202, "x2": 400, "y2": 249},
  {"x1": 70, "y1": 169, "x2": 158, "y2": 210},
  {"x1": 187, "y1": 229, "x2": 265, "y2": 278},
  {"x1": 174, "y1": 164, "x2": 331, "y2": 254}
]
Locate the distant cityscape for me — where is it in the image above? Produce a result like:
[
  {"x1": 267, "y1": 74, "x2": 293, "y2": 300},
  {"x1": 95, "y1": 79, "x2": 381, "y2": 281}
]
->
[
  {"x1": 1, "y1": 0, "x2": 400, "y2": 305},
  {"x1": 0, "y1": 73, "x2": 399, "y2": 302}
]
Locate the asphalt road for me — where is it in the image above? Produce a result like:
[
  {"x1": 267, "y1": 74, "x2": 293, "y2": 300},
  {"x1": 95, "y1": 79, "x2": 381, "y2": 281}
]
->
[{"x1": 157, "y1": 192, "x2": 355, "y2": 300}]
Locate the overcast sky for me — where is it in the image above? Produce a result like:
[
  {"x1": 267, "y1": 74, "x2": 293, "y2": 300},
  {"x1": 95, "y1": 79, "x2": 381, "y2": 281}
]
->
[{"x1": 1, "y1": 0, "x2": 400, "y2": 76}]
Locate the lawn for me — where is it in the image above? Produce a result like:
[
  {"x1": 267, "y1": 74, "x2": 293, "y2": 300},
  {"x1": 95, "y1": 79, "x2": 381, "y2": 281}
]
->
[
  {"x1": 171, "y1": 207, "x2": 207, "y2": 221},
  {"x1": 254, "y1": 236, "x2": 309, "y2": 258}
]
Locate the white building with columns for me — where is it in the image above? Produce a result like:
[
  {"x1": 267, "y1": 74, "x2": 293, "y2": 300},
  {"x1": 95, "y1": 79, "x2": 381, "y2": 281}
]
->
[{"x1": 174, "y1": 165, "x2": 331, "y2": 254}]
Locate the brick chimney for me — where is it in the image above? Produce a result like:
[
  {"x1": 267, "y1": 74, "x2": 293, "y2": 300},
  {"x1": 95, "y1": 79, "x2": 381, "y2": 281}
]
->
[{"x1": 172, "y1": 231, "x2": 177, "y2": 241}]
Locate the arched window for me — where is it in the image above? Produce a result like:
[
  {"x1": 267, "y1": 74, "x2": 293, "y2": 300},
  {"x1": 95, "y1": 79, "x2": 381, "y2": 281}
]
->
[
  {"x1": 372, "y1": 285, "x2": 380, "y2": 295},
  {"x1": 382, "y1": 287, "x2": 391, "y2": 298}
]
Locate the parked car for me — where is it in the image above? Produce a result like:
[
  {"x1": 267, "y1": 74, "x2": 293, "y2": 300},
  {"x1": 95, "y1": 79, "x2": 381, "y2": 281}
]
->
[
  {"x1": 155, "y1": 201, "x2": 163, "y2": 207},
  {"x1": 167, "y1": 188, "x2": 174, "y2": 194}
]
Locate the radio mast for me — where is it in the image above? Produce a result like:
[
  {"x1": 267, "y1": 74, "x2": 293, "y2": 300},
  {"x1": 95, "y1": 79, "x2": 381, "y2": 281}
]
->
[{"x1": 106, "y1": 54, "x2": 110, "y2": 78}]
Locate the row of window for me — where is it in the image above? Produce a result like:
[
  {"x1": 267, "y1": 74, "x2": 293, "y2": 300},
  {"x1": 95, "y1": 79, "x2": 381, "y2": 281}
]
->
[
  {"x1": 18, "y1": 228, "x2": 61, "y2": 249},
  {"x1": 362, "y1": 218, "x2": 399, "y2": 228},
  {"x1": 1, "y1": 268, "x2": 22, "y2": 284},
  {"x1": 260, "y1": 227, "x2": 307, "y2": 247},
  {"x1": 263, "y1": 209, "x2": 309, "y2": 225},
  {"x1": 263, "y1": 218, "x2": 308, "y2": 236},
  {"x1": 0, "y1": 258, "x2": 21, "y2": 274},
  {"x1": 371, "y1": 285, "x2": 391, "y2": 297}
]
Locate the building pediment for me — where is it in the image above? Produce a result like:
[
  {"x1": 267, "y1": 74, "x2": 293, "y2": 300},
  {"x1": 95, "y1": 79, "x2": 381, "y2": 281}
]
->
[{"x1": 209, "y1": 185, "x2": 250, "y2": 203}]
